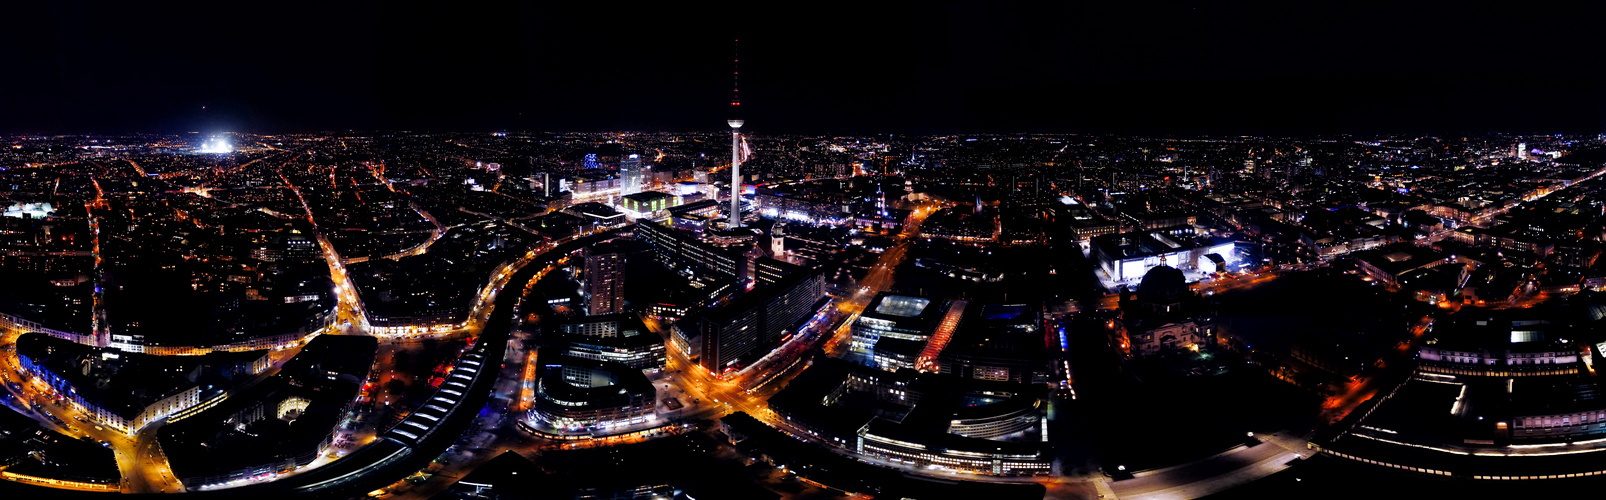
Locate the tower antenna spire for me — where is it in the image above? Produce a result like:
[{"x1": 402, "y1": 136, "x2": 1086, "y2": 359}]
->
[
  {"x1": 731, "y1": 39, "x2": 741, "y2": 115},
  {"x1": 727, "y1": 39, "x2": 745, "y2": 229}
]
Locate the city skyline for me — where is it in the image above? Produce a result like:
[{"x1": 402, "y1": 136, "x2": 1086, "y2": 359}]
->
[
  {"x1": 1, "y1": 127, "x2": 1604, "y2": 499},
  {"x1": 6, "y1": 3, "x2": 1606, "y2": 500}
]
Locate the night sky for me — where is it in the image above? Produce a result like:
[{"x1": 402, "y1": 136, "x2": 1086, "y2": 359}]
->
[{"x1": 3, "y1": 1, "x2": 1604, "y2": 135}]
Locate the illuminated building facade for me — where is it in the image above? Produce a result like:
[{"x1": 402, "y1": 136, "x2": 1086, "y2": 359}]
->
[
  {"x1": 583, "y1": 244, "x2": 626, "y2": 315},
  {"x1": 755, "y1": 189, "x2": 850, "y2": 225},
  {"x1": 530, "y1": 356, "x2": 656, "y2": 434},
  {"x1": 850, "y1": 293, "x2": 944, "y2": 372},
  {"x1": 620, "y1": 153, "x2": 642, "y2": 196},
  {"x1": 2, "y1": 202, "x2": 55, "y2": 219},
  {"x1": 618, "y1": 191, "x2": 679, "y2": 220},
  {"x1": 637, "y1": 220, "x2": 746, "y2": 280},
  {"x1": 552, "y1": 314, "x2": 666, "y2": 371},
  {"x1": 13, "y1": 333, "x2": 257, "y2": 434},
  {"x1": 1090, "y1": 226, "x2": 1236, "y2": 285},
  {"x1": 567, "y1": 177, "x2": 623, "y2": 204},
  {"x1": 1117, "y1": 266, "x2": 1215, "y2": 358}
]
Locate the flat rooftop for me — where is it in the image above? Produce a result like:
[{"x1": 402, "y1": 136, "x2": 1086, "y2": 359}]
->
[
  {"x1": 874, "y1": 295, "x2": 932, "y2": 318},
  {"x1": 1091, "y1": 226, "x2": 1213, "y2": 260},
  {"x1": 980, "y1": 303, "x2": 1032, "y2": 322},
  {"x1": 857, "y1": 293, "x2": 947, "y2": 337}
]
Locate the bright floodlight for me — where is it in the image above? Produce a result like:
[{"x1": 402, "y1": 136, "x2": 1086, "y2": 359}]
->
[{"x1": 197, "y1": 138, "x2": 233, "y2": 154}]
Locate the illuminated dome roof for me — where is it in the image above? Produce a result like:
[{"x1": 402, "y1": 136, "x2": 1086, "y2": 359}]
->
[{"x1": 1138, "y1": 265, "x2": 1188, "y2": 305}]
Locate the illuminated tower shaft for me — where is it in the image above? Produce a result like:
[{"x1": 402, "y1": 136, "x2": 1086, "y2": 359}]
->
[
  {"x1": 729, "y1": 122, "x2": 743, "y2": 227},
  {"x1": 727, "y1": 39, "x2": 743, "y2": 228}
]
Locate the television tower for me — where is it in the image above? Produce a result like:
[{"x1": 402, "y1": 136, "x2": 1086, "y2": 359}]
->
[{"x1": 727, "y1": 39, "x2": 744, "y2": 229}]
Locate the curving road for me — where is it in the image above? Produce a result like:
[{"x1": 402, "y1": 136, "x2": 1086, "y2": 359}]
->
[{"x1": 199, "y1": 228, "x2": 628, "y2": 499}]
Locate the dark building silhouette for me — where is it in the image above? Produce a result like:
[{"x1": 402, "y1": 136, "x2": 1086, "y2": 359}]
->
[{"x1": 1118, "y1": 265, "x2": 1216, "y2": 357}]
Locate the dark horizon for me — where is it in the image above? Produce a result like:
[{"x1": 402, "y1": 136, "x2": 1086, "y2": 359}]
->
[{"x1": 3, "y1": 1, "x2": 1605, "y2": 136}]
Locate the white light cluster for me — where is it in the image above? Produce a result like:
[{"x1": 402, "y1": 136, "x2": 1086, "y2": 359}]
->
[{"x1": 196, "y1": 138, "x2": 233, "y2": 154}]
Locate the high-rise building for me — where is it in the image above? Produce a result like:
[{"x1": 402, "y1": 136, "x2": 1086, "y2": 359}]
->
[
  {"x1": 583, "y1": 244, "x2": 626, "y2": 315},
  {"x1": 687, "y1": 302, "x2": 763, "y2": 375},
  {"x1": 759, "y1": 266, "x2": 826, "y2": 346},
  {"x1": 1517, "y1": 142, "x2": 1528, "y2": 159},
  {"x1": 620, "y1": 154, "x2": 642, "y2": 196}
]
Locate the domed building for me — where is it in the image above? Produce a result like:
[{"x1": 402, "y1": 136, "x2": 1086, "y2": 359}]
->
[
  {"x1": 1119, "y1": 265, "x2": 1215, "y2": 357},
  {"x1": 1137, "y1": 264, "x2": 1189, "y2": 314}
]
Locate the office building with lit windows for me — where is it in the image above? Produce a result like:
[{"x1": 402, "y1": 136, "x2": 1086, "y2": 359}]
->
[
  {"x1": 529, "y1": 356, "x2": 656, "y2": 435},
  {"x1": 637, "y1": 219, "x2": 747, "y2": 280},
  {"x1": 674, "y1": 262, "x2": 824, "y2": 374},
  {"x1": 583, "y1": 243, "x2": 627, "y2": 315},
  {"x1": 551, "y1": 314, "x2": 666, "y2": 371},
  {"x1": 850, "y1": 293, "x2": 946, "y2": 372},
  {"x1": 13, "y1": 333, "x2": 278, "y2": 434}
]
